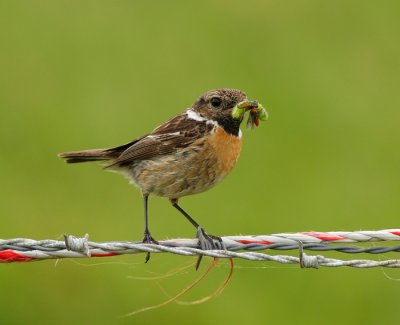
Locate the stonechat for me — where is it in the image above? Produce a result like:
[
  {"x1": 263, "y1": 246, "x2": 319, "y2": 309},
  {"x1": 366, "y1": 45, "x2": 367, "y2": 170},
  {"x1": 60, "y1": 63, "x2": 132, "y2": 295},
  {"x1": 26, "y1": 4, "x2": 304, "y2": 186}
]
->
[{"x1": 59, "y1": 88, "x2": 265, "y2": 264}]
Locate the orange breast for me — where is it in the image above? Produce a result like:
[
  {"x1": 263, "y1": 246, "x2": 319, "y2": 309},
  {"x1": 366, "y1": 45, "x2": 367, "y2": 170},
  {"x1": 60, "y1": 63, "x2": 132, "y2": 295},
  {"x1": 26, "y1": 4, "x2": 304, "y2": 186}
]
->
[{"x1": 207, "y1": 127, "x2": 243, "y2": 176}]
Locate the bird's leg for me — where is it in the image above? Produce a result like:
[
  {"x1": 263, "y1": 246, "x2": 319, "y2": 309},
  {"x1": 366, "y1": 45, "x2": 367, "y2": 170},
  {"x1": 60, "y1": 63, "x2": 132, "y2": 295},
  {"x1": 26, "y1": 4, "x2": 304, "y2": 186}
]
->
[
  {"x1": 142, "y1": 195, "x2": 158, "y2": 263},
  {"x1": 170, "y1": 199, "x2": 225, "y2": 269},
  {"x1": 171, "y1": 200, "x2": 225, "y2": 249}
]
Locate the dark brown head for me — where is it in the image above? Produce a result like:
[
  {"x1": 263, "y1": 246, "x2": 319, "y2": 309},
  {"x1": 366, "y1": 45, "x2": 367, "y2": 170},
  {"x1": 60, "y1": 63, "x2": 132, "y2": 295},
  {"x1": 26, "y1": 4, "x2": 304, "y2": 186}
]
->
[{"x1": 191, "y1": 88, "x2": 248, "y2": 136}]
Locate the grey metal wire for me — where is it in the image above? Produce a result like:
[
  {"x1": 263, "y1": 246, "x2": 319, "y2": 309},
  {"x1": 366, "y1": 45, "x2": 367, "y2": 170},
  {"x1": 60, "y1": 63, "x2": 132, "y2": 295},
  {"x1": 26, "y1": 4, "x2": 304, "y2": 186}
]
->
[
  {"x1": 2, "y1": 239, "x2": 399, "y2": 254},
  {"x1": 1, "y1": 235, "x2": 400, "y2": 268}
]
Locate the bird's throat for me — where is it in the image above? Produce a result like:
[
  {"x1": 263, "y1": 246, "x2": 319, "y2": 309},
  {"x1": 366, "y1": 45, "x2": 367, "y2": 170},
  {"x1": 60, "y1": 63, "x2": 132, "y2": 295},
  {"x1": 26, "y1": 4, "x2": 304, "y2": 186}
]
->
[{"x1": 216, "y1": 117, "x2": 242, "y2": 136}]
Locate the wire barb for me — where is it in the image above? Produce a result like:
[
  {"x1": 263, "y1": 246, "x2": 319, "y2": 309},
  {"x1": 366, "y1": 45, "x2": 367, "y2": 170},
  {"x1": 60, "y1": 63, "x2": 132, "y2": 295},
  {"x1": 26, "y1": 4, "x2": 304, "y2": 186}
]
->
[
  {"x1": 64, "y1": 234, "x2": 90, "y2": 257},
  {"x1": 299, "y1": 241, "x2": 320, "y2": 269}
]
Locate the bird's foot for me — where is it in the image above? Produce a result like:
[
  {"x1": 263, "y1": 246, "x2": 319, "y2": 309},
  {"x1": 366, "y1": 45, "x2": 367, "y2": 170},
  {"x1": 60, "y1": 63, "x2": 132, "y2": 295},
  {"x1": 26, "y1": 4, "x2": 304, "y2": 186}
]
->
[
  {"x1": 196, "y1": 227, "x2": 225, "y2": 250},
  {"x1": 194, "y1": 227, "x2": 226, "y2": 270},
  {"x1": 142, "y1": 232, "x2": 159, "y2": 263}
]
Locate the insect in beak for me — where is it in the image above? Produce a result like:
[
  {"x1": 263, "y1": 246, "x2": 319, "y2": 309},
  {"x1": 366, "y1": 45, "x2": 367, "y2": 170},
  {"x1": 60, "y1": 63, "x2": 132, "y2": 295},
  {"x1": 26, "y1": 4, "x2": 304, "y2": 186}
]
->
[{"x1": 232, "y1": 100, "x2": 268, "y2": 129}]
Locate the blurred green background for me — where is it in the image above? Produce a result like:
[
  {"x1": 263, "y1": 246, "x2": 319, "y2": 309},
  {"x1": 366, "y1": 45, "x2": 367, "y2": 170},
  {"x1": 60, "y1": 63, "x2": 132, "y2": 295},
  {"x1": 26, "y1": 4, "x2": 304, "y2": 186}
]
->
[{"x1": 1, "y1": 0, "x2": 399, "y2": 324}]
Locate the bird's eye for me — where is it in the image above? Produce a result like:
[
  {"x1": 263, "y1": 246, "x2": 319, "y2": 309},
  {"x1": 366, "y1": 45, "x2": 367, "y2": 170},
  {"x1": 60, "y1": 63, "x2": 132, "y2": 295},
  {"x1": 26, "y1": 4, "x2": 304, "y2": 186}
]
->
[{"x1": 210, "y1": 97, "x2": 222, "y2": 108}]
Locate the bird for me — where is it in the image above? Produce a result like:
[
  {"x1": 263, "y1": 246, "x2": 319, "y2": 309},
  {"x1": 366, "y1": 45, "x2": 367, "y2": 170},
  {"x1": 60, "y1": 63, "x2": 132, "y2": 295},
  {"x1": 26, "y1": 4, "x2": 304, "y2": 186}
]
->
[{"x1": 59, "y1": 88, "x2": 260, "y2": 264}]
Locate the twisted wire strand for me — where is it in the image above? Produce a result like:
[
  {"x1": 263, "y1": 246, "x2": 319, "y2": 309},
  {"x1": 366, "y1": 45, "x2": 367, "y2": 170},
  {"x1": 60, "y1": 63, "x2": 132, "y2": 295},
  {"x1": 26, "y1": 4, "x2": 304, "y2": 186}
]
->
[{"x1": 1, "y1": 229, "x2": 399, "y2": 268}]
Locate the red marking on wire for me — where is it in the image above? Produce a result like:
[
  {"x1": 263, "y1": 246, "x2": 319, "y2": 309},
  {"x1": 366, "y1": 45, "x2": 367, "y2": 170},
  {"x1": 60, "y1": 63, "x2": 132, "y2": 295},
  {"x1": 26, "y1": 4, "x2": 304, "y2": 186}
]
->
[
  {"x1": 91, "y1": 253, "x2": 120, "y2": 257},
  {"x1": 302, "y1": 232, "x2": 345, "y2": 241},
  {"x1": 236, "y1": 239, "x2": 272, "y2": 245},
  {"x1": 0, "y1": 250, "x2": 33, "y2": 263}
]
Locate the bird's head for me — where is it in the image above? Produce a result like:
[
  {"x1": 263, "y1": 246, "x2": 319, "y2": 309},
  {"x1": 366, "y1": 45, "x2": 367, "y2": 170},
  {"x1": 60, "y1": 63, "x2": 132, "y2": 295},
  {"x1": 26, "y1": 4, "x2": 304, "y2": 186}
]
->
[
  {"x1": 191, "y1": 88, "x2": 248, "y2": 123},
  {"x1": 191, "y1": 88, "x2": 267, "y2": 135}
]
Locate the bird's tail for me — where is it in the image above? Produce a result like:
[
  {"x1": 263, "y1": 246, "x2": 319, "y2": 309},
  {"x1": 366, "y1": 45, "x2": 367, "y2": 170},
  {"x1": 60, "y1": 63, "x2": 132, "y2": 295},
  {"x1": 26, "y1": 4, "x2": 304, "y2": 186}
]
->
[
  {"x1": 59, "y1": 138, "x2": 141, "y2": 164},
  {"x1": 58, "y1": 148, "x2": 115, "y2": 164}
]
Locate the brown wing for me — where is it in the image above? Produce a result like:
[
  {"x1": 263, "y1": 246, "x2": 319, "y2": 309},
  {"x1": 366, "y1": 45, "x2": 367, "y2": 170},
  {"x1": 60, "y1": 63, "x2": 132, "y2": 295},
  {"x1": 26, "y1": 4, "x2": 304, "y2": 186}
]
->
[{"x1": 108, "y1": 113, "x2": 212, "y2": 167}]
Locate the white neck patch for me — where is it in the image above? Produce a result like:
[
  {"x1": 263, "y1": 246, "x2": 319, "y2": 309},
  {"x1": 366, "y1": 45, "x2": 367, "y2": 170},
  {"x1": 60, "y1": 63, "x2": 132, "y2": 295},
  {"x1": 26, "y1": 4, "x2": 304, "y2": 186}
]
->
[
  {"x1": 186, "y1": 109, "x2": 219, "y2": 128},
  {"x1": 186, "y1": 108, "x2": 243, "y2": 137},
  {"x1": 186, "y1": 109, "x2": 206, "y2": 122}
]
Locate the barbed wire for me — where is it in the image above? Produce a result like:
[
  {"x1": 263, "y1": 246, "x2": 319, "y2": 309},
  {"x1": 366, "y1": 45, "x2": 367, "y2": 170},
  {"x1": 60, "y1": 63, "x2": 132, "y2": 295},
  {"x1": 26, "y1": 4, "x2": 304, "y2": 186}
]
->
[{"x1": 1, "y1": 229, "x2": 399, "y2": 268}]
